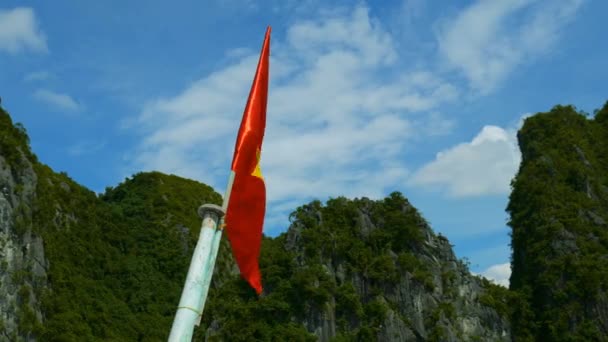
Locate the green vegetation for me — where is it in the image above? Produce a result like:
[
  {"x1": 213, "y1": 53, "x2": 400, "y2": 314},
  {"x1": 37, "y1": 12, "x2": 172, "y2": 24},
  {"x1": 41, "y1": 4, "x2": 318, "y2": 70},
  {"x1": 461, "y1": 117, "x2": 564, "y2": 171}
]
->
[
  {"x1": 477, "y1": 277, "x2": 511, "y2": 319},
  {"x1": 197, "y1": 193, "x2": 435, "y2": 340},
  {"x1": 1, "y1": 104, "x2": 511, "y2": 340},
  {"x1": 3, "y1": 106, "x2": 225, "y2": 340},
  {"x1": 508, "y1": 102, "x2": 608, "y2": 340},
  {"x1": 33, "y1": 169, "x2": 223, "y2": 341},
  {"x1": 197, "y1": 192, "x2": 512, "y2": 340},
  {"x1": 0, "y1": 108, "x2": 37, "y2": 169}
]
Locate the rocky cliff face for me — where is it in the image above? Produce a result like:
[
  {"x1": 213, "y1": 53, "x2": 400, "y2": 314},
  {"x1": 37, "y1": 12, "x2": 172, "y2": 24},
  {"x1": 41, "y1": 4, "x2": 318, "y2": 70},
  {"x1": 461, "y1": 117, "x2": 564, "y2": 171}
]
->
[
  {"x1": 202, "y1": 195, "x2": 510, "y2": 341},
  {"x1": 283, "y1": 196, "x2": 510, "y2": 341},
  {"x1": 508, "y1": 103, "x2": 608, "y2": 340},
  {"x1": 0, "y1": 106, "x2": 223, "y2": 341},
  {"x1": 1, "y1": 104, "x2": 511, "y2": 341},
  {"x1": 0, "y1": 110, "x2": 47, "y2": 341}
]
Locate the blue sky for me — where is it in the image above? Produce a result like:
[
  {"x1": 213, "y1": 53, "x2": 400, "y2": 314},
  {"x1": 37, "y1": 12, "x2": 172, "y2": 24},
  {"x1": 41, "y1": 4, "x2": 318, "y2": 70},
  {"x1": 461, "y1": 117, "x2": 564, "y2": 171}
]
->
[{"x1": 1, "y1": 0, "x2": 607, "y2": 286}]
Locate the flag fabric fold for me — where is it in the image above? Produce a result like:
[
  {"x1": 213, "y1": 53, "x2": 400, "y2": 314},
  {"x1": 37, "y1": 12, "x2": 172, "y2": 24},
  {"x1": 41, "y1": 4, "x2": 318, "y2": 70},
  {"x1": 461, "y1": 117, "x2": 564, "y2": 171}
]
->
[{"x1": 225, "y1": 26, "x2": 270, "y2": 295}]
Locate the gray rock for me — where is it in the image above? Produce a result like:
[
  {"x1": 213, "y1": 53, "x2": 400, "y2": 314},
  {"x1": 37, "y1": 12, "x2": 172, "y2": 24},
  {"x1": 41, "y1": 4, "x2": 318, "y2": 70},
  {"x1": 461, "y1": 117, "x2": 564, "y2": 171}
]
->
[
  {"x1": 574, "y1": 144, "x2": 592, "y2": 167},
  {"x1": 0, "y1": 152, "x2": 47, "y2": 341},
  {"x1": 378, "y1": 308, "x2": 417, "y2": 341},
  {"x1": 175, "y1": 223, "x2": 190, "y2": 255},
  {"x1": 278, "y1": 200, "x2": 510, "y2": 341},
  {"x1": 587, "y1": 210, "x2": 606, "y2": 226}
]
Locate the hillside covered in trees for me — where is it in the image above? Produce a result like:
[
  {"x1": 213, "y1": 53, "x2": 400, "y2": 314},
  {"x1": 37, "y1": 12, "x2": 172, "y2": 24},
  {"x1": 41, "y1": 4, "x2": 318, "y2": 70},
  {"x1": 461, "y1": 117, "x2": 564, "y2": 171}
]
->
[
  {"x1": 0, "y1": 106, "x2": 511, "y2": 341},
  {"x1": 508, "y1": 102, "x2": 608, "y2": 340},
  {"x1": 1, "y1": 101, "x2": 608, "y2": 341}
]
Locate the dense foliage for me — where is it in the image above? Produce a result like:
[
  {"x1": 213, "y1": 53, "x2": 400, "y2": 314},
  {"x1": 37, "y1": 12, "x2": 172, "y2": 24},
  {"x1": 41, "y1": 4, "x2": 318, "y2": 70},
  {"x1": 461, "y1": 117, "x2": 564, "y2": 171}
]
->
[
  {"x1": 199, "y1": 194, "x2": 509, "y2": 341},
  {"x1": 6, "y1": 96, "x2": 608, "y2": 341},
  {"x1": 34, "y1": 170, "x2": 222, "y2": 341},
  {"x1": 2, "y1": 105, "x2": 510, "y2": 341},
  {"x1": 3, "y1": 105, "x2": 225, "y2": 340},
  {"x1": 200, "y1": 195, "x2": 432, "y2": 341},
  {"x1": 508, "y1": 102, "x2": 608, "y2": 341},
  {"x1": 0, "y1": 107, "x2": 37, "y2": 168}
]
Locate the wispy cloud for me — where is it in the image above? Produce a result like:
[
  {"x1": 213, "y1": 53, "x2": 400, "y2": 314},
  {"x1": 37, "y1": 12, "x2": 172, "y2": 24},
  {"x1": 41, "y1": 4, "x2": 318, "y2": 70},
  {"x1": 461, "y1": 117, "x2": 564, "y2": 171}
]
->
[
  {"x1": 33, "y1": 89, "x2": 82, "y2": 112},
  {"x1": 24, "y1": 70, "x2": 51, "y2": 82},
  {"x1": 225, "y1": 47, "x2": 253, "y2": 60},
  {"x1": 122, "y1": 1, "x2": 581, "y2": 232},
  {"x1": 416, "y1": 111, "x2": 456, "y2": 137},
  {"x1": 409, "y1": 124, "x2": 521, "y2": 197},
  {"x1": 0, "y1": 7, "x2": 47, "y2": 54},
  {"x1": 128, "y1": 5, "x2": 457, "y2": 232},
  {"x1": 436, "y1": 0, "x2": 584, "y2": 93}
]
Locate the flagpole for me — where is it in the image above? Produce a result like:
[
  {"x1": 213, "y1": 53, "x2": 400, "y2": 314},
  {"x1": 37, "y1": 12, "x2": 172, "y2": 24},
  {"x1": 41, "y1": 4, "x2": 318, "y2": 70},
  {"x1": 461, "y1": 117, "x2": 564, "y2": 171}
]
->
[
  {"x1": 167, "y1": 173, "x2": 235, "y2": 341},
  {"x1": 168, "y1": 204, "x2": 224, "y2": 341},
  {"x1": 168, "y1": 24, "x2": 268, "y2": 339},
  {"x1": 192, "y1": 171, "x2": 236, "y2": 325},
  {"x1": 222, "y1": 171, "x2": 236, "y2": 211}
]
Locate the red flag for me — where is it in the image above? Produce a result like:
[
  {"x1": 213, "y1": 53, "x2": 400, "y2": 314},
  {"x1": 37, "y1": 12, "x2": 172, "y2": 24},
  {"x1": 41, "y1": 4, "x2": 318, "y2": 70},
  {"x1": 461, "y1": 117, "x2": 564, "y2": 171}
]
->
[{"x1": 225, "y1": 27, "x2": 270, "y2": 295}]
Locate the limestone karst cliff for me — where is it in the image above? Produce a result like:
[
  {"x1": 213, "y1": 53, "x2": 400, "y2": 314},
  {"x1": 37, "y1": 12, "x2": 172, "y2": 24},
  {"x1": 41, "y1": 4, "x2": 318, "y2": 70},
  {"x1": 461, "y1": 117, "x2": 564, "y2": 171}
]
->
[
  {"x1": 200, "y1": 195, "x2": 510, "y2": 341},
  {"x1": 508, "y1": 103, "x2": 608, "y2": 341},
  {"x1": 1, "y1": 106, "x2": 510, "y2": 341}
]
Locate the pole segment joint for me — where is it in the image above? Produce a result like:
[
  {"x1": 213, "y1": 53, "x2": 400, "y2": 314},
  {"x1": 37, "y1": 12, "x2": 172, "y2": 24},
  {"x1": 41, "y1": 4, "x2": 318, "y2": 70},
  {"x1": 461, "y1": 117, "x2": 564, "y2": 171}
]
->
[{"x1": 198, "y1": 204, "x2": 225, "y2": 222}]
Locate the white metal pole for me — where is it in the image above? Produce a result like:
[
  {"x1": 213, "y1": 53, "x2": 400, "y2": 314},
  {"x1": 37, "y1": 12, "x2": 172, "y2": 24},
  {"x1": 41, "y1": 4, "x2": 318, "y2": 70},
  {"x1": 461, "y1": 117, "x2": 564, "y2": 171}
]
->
[
  {"x1": 194, "y1": 171, "x2": 235, "y2": 323},
  {"x1": 194, "y1": 226, "x2": 223, "y2": 326},
  {"x1": 168, "y1": 172, "x2": 236, "y2": 341},
  {"x1": 168, "y1": 204, "x2": 224, "y2": 342}
]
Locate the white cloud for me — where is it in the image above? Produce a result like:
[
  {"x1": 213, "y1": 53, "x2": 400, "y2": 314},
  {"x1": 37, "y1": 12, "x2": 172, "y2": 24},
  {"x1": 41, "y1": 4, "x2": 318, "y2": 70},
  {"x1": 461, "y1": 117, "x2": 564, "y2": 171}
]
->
[
  {"x1": 436, "y1": 0, "x2": 584, "y2": 93},
  {"x1": 225, "y1": 47, "x2": 253, "y2": 59},
  {"x1": 480, "y1": 262, "x2": 511, "y2": 287},
  {"x1": 33, "y1": 89, "x2": 82, "y2": 112},
  {"x1": 416, "y1": 112, "x2": 455, "y2": 137},
  {"x1": 128, "y1": 5, "x2": 456, "y2": 230},
  {"x1": 0, "y1": 7, "x2": 47, "y2": 54},
  {"x1": 409, "y1": 124, "x2": 521, "y2": 197}
]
